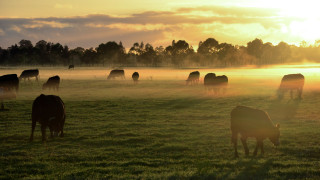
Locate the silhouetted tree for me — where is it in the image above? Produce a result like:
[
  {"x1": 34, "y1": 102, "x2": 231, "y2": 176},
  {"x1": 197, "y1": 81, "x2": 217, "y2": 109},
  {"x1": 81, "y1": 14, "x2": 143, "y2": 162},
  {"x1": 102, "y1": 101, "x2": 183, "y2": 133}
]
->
[{"x1": 247, "y1": 38, "x2": 263, "y2": 63}]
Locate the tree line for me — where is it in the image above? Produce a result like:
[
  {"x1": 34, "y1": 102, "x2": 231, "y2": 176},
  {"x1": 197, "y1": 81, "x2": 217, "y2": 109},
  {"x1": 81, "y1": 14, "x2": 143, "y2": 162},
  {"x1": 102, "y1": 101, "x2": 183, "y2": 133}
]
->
[{"x1": 0, "y1": 38, "x2": 320, "y2": 67}]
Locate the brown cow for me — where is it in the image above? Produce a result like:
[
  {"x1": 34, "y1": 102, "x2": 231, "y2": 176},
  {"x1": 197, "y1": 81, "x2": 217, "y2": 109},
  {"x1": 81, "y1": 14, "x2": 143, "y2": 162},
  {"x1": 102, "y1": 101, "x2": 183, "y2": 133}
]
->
[
  {"x1": 107, "y1": 69, "x2": 125, "y2": 80},
  {"x1": 0, "y1": 74, "x2": 19, "y2": 92},
  {"x1": 30, "y1": 94, "x2": 66, "y2": 142},
  {"x1": 68, "y1": 65, "x2": 74, "y2": 69},
  {"x1": 231, "y1": 106, "x2": 280, "y2": 157},
  {"x1": 278, "y1": 73, "x2": 304, "y2": 100},
  {"x1": 42, "y1": 75, "x2": 60, "y2": 91},
  {"x1": 19, "y1": 69, "x2": 39, "y2": 81},
  {"x1": 132, "y1": 72, "x2": 139, "y2": 84},
  {"x1": 186, "y1": 71, "x2": 200, "y2": 85},
  {"x1": 204, "y1": 73, "x2": 228, "y2": 94}
]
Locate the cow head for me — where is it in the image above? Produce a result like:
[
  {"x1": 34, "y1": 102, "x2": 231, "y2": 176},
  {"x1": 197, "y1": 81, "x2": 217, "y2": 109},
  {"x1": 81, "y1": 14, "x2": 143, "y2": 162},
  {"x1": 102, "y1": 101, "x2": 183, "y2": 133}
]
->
[{"x1": 269, "y1": 123, "x2": 280, "y2": 146}]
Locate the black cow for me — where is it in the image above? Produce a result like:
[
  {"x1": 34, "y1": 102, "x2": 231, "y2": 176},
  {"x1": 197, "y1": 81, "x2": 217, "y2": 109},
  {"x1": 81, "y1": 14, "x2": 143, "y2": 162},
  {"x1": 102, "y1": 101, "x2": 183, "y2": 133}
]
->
[
  {"x1": 231, "y1": 106, "x2": 280, "y2": 157},
  {"x1": 43, "y1": 76, "x2": 60, "y2": 91},
  {"x1": 107, "y1": 69, "x2": 125, "y2": 80},
  {"x1": 278, "y1": 73, "x2": 304, "y2": 100},
  {"x1": 204, "y1": 73, "x2": 228, "y2": 93},
  {"x1": 0, "y1": 74, "x2": 19, "y2": 92},
  {"x1": 68, "y1": 65, "x2": 74, "y2": 69},
  {"x1": 186, "y1": 71, "x2": 200, "y2": 85},
  {"x1": 30, "y1": 94, "x2": 66, "y2": 142},
  {"x1": 19, "y1": 69, "x2": 39, "y2": 81},
  {"x1": 132, "y1": 72, "x2": 139, "y2": 84}
]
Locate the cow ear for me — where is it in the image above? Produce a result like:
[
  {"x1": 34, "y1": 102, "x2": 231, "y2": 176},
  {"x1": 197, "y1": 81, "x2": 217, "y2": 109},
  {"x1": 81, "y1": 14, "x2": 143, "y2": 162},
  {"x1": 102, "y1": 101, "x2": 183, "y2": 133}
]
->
[{"x1": 276, "y1": 123, "x2": 280, "y2": 129}]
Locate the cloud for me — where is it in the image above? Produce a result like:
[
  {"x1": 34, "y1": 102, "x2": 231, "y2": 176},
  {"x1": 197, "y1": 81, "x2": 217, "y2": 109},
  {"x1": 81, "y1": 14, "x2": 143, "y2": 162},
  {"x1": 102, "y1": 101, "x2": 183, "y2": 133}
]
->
[
  {"x1": 0, "y1": 6, "x2": 313, "y2": 49},
  {"x1": 54, "y1": 4, "x2": 73, "y2": 9}
]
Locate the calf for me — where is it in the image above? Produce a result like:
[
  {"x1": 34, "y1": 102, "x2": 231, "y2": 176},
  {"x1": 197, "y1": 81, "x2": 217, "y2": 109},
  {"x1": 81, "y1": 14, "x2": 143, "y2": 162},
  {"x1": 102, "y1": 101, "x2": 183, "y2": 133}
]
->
[
  {"x1": 30, "y1": 94, "x2": 66, "y2": 142},
  {"x1": 42, "y1": 75, "x2": 60, "y2": 91},
  {"x1": 231, "y1": 106, "x2": 280, "y2": 157}
]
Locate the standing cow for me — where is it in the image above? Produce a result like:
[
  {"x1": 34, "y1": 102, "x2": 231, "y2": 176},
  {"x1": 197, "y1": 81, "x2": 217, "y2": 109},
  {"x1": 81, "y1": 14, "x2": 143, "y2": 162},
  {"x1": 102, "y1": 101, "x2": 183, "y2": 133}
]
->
[
  {"x1": 0, "y1": 74, "x2": 19, "y2": 92},
  {"x1": 107, "y1": 69, "x2": 125, "y2": 80},
  {"x1": 68, "y1": 65, "x2": 74, "y2": 69},
  {"x1": 186, "y1": 71, "x2": 200, "y2": 85},
  {"x1": 231, "y1": 106, "x2": 280, "y2": 157},
  {"x1": 132, "y1": 72, "x2": 139, "y2": 84},
  {"x1": 42, "y1": 75, "x2": 60, "y2": 91},
  {"x1": 204, "y1": 73, "x2": 228, "y2": 94},
  {"x1": 19, "y1": 69, "x2": 39, "y2": 81},
  {"x1": 30, "y1": 94, "x2": 66, "y2": 142},
  {"x1": 278, "y1": 73, "x2": 304, "y2": 100}
]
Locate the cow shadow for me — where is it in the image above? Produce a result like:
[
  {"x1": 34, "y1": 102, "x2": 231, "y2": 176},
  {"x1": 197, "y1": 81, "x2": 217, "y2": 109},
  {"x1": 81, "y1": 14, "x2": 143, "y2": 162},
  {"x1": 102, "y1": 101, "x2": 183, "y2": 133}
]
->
[
  {"x1": 267, "y1": 98, "x2": 301, "y2": 121},
  {"x1": 233, "y1": 159, "x2": 273, "y2": 179}
]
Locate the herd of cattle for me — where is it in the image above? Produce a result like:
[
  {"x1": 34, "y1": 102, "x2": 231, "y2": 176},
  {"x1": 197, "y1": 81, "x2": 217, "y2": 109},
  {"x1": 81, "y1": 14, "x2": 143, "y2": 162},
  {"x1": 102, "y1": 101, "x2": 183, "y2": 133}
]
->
[{"x1": 0, "y1": 67, "x2": 306, "y2": 157}]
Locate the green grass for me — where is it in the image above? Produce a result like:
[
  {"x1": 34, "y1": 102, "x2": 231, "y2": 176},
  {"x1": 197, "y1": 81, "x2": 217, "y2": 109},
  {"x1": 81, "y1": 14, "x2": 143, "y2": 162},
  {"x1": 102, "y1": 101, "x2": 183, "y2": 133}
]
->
[{"x1": 1, "y1": 68, "x2": 320, "y2": 179}]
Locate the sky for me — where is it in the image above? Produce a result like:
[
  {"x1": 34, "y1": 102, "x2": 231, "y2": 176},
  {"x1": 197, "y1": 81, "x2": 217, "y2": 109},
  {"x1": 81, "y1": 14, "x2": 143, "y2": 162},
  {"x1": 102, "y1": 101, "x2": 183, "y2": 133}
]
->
[{"x1": 1, "y1": 0, "x2": 320, "y2": 50}]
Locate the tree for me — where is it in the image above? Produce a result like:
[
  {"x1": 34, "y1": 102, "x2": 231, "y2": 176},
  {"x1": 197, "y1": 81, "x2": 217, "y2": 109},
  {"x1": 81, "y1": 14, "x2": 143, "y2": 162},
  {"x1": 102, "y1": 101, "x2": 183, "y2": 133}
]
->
[
  {"x1": 96, "y1": 41, "x2": 125, "y2": 66},
  {"x1": 197, "y1": 38, "x2": 219, "y2": 55},
  {"x1": 247, "y1": 38, "x2": 264, "y2": 63},
  {"x1": 82, "y1": 48, "x2": 97, "y2": 65}
]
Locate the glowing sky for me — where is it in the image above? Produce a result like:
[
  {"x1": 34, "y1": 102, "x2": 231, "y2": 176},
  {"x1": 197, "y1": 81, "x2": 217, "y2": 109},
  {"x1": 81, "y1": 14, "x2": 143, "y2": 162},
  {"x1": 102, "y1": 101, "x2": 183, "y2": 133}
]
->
[{"x1": 1, "y1": 0, "x2": 320, "y2": 49}]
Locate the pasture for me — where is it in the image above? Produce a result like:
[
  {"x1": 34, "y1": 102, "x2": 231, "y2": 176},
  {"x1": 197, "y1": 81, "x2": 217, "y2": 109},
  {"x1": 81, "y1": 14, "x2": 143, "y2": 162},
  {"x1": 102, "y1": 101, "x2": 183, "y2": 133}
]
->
[{"x1": 1, "y1": 66, "x2": 320, "y2": 179}]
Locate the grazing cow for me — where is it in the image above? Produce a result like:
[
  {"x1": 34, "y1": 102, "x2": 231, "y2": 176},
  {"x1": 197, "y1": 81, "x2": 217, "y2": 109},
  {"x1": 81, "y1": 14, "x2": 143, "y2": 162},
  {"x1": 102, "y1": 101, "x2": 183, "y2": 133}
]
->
[
  {"x1": 278, "y1": 73, "x2": 304, "y2": 100},
  {"x1": 132, "y1": 72, "x2": 139, "y2": 84},
  {"x1": 30, "y1": 94, "x2": 66, "y2": 142},
  {"x1": 107, "y1": 69, "x2": 125, "y2": 80},
  {"x1": 68, "y1": 65, "x2": 74, "y2": 69},
  {"x1": 19, "y1": 69, "x2": 39, "y2": 81},
  {"x1": 231, "y1": 106, "x2": 280, "y2": 157},
  {"x1": 42, "y1": 76, "x2": 60, "y2": 91},
  {"x1": 186, "y1": 71, "x2": 200, "y2": 85},
  {"x1": 0, "y1": 74, "x2": 19, "y2": 92},
  {"x1": 204, "y1": 73, "x2": 228, "y2": 93}
]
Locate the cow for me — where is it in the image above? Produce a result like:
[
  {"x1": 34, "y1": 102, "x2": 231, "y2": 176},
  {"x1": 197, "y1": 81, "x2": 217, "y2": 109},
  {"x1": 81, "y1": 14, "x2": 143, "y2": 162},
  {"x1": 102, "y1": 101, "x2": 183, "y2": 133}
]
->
[
  {"x1": 30, "y1": 94, "x2": 66, "y2": 142},
  {"x1": 0, "y1": 74, "x2": 19, "y2": 92},
  {"x1": 42, "y1": 75, "x2": 60, "y2": 91},
  {"x1": 68, "y1": 65, "x2": 74, "y2": 69},
  {"x1": 278, "y1": 73, "x2": 304, "y2": 100},
  {"x1": 186, "y1": 71, "x2": 200, "y2": 85},
  {"x1": 132, "y1": 72, "x2": 139, "y2": 84},
  {"x1": 107, "y1": 69, "x2": 125, "y2": 80},
  {"x1": 19, "y1": 69, "x2": 39, "y2": 81},
  {"x1": 204, "y1": 73, "x2": 228, "y2": 94},
  {"x1": 230, "y1": 106, "x2": 280, "y2": 157}
]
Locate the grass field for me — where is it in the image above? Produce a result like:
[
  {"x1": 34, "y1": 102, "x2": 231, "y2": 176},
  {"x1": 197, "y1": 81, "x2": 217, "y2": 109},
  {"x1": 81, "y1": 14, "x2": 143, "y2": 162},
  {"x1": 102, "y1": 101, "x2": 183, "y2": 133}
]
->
[{"x1": 1, "y1": 66, "x2": 320, "y2": 179}]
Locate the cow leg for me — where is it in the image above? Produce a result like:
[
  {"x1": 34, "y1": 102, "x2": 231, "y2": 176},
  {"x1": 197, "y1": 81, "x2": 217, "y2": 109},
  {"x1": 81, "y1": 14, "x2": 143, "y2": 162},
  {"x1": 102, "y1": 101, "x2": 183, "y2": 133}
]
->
[
  {"x1": 60, "y1": 116, "x2": 65, "y2": 137},
  {"x1": 253, "y1": 140, "x2": 259, "y2": 156},
  {"x1": 29, "y1": 120, "x2": 36, "y2": 142},
  {"x1": 298, "y1": 88, "x2": 303, "y2": 99},
  {"x1": 232, "y1": 132, "x2": 238, "y2": 157},
  {"x1": 49, "y1": 126, "x2": 53, "y2": 138},
  {"x1": 260, "y1": 141, "x2": 264, "y2": 155},
  {"x1": 240, "y1": 136, "x2": 249, "y2": 156},
  {"x1": 41, "y1": 124, "x2": 47, "y2": 142},
  {"x1": 290, "y1": 90, "x2": 293, "y2": 99},
  {"x1": 254, "y1": 139, "x2": 263, "y2": 156}
]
